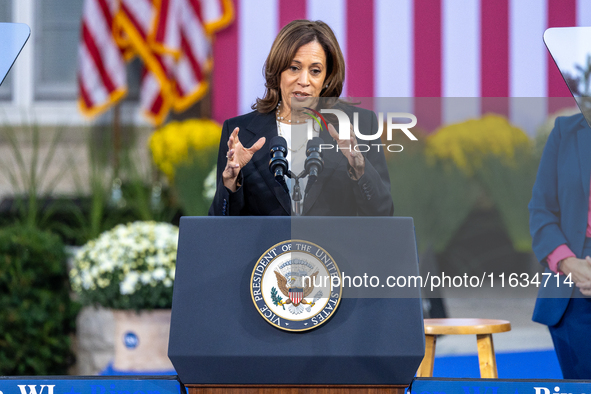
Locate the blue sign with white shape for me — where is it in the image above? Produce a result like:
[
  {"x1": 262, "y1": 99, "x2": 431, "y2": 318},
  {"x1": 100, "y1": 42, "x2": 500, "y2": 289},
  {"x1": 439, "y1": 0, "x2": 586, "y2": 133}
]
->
[{"x1": 124, "y1": 332, "x2": 139, "y2": 349}]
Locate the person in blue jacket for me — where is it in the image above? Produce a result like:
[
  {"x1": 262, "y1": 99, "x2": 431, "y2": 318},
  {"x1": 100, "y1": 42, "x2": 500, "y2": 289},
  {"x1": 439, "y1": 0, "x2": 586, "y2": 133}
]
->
[{"x1": 529, "y1": 112, "x2": 591, "y2": 379}]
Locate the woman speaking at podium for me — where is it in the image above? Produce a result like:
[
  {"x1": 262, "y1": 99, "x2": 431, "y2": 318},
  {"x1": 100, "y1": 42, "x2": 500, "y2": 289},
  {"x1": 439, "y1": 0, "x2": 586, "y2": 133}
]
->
[{"x1": 208, "y1": 20, "x2": 393, "y2": 216}]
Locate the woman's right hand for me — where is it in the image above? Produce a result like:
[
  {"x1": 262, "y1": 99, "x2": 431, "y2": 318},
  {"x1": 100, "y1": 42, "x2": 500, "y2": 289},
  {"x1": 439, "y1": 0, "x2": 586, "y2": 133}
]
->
[
  {"x1": 559, "y1": 256, "x2": 591, "y2": 296},
  {"x1": 222, "y1": 127, "x2": 266, "y2": 192}
]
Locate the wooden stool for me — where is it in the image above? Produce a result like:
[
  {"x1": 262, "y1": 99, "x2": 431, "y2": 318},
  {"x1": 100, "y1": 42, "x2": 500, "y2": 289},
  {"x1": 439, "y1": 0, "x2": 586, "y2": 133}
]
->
[{"x1": 416, "y1": 318, "x2": 511, "y2": 378}]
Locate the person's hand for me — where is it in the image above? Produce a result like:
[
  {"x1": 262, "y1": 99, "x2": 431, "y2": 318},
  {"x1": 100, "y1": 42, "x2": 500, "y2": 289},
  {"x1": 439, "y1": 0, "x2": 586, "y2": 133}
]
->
[
  {"x1": 222, "y1": 127, "x2": 266, "y2": 192},
  {"x1": 327, "y1": 123, "x2": 365, "y2": 180},
  {"x1": 559, "y1": 256, "x2": 591, "y2": 296}
]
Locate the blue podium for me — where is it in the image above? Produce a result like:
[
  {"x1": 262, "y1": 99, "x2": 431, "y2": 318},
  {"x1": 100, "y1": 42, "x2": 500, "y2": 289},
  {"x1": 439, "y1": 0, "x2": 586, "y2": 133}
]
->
[{"x1": 169, "y1": 217, "x2": 424, "y2": 393}]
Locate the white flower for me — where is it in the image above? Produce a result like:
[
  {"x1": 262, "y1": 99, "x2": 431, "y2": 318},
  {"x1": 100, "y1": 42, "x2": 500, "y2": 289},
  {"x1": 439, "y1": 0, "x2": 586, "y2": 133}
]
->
[
  {"x1": 82, "y1": 271, "x2": 93, "y2": 290},
  {"x1": 120, "y1": 271, "x2": 140, "y2": 295},
  {"x1": 146, "y1": 255, "x2": 157, "y2": 266},
  {"x1": 140, "y1": 272, "x2": 152, "y2": 284},
  {"x1": 152, "y1": 267, "x2": 167, "y2": 280},
  {"x1": 120, "y1": 282, "x2": 133, "y2": 294},
  {"x1": 154, "y1": 237, "x2": 167, "y2": 250}
]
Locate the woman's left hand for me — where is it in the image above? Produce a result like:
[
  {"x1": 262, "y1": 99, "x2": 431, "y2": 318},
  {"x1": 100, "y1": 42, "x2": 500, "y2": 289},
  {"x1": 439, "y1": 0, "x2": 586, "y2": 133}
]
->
[
  {"x1": 328, "y1": 123, "x2": 365, "y2": 180},
  {"x1": 569, "y1": 256, "x2": 591, "y2": 296}
]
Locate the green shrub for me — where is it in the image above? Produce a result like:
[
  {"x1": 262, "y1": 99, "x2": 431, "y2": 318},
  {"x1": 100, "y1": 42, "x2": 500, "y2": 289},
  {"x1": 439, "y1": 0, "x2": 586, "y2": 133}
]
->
[{"x1": 0, "y1": 226, "x2": 78, "y2": 375}]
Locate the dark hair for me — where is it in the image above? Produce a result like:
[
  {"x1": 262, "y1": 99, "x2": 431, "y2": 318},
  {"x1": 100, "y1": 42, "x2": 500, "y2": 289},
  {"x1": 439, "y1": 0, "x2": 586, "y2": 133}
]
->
[{"x1": 252, "y1": 20, "x2": 345, "y2": 113}]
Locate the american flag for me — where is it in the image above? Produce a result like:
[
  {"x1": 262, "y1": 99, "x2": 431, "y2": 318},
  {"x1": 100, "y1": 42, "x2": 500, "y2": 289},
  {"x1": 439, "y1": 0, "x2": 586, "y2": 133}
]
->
[
  {"x1": 78, "y1": 0, "x2": 127, "y2": 118},
  {"x1": 117, "y1": 0, "x2": 175, "y2": 125},
  {"x1": 78, "y1": 0, "x2": 232, "y2": 125},
  {"x1": 212, "y1": 0, "x2": 590, "y2": 134}
]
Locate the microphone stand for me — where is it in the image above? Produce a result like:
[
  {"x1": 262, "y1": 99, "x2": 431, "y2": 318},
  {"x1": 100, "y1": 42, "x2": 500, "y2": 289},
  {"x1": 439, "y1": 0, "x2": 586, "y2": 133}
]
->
[{"x1": 287, "y1": 169, "x2": 307, "y2": 216}]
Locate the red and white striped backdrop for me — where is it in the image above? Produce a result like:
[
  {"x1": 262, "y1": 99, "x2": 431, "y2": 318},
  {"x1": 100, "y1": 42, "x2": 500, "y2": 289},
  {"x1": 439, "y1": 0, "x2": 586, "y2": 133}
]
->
[{"x1": 212, "y1": 0, "x2": 591, "y2": 134}]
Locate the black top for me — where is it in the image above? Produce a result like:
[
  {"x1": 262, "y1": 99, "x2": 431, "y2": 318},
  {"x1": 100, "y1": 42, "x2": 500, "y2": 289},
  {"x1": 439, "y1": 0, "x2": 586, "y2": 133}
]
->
[{"x1": 208, "y1": 105, "x2": 394, "y2": 216}]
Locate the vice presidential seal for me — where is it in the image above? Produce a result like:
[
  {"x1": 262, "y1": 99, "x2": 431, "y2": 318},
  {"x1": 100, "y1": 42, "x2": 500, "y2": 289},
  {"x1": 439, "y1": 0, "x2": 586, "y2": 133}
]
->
[{"x1": 250, "y1": 240, "x2": 342, "y2": 332}]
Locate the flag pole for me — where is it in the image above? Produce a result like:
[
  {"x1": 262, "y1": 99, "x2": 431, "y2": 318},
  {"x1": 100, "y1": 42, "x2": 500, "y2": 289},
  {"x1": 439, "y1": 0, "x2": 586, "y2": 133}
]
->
[
  {"x1": 108, "y1": 103, "x2": 126, "y2": 208},
  {"x1": 113, "y1": 103, "x2": 121, "y2": 178}
]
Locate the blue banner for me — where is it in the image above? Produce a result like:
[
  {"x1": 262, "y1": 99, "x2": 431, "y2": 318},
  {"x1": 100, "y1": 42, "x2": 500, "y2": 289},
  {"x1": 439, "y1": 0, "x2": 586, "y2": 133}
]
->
[
  {"x1": 411, "y1": 378, "x2": 591, "y2": 394},
  {"x1": 0, "y1": 377, "x2": 182, "y2": 394}
]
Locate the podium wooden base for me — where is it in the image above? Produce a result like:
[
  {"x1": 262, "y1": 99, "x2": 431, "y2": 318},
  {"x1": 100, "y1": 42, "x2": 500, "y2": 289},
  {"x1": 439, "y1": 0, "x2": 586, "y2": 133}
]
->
[{"x1": 186, "y1": 385, "x2": 407, "y2": 394}]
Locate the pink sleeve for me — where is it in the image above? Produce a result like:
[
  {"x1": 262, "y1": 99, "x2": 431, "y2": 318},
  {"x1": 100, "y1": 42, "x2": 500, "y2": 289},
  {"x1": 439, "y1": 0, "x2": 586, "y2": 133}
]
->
[{"x1": 546, "y1": 244, "x2": 576, "y2": 273}]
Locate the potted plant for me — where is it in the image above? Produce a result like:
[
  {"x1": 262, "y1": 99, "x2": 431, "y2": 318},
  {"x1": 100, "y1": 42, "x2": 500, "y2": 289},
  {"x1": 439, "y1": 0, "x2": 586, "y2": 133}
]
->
[
  {"x1": 70, "y1": 220, "x2": 178, "y2": 372},
  {"x1": 149, "y1": 118, "x2": 221, "y2": 215}
]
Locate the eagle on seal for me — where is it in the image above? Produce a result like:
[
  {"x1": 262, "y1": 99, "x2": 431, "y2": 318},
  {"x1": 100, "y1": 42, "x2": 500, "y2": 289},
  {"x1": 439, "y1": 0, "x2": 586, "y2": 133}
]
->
[{"x1": 274, "y1": 269, "x2": 318, "y2": 314}]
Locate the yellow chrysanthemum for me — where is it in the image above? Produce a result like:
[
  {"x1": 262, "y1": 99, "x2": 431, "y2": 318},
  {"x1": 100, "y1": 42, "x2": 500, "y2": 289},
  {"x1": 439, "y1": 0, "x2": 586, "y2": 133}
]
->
[
  {"x1": 425, "y1": 114, "x2": 531, "y2": 175},
  {"x1": 149, "y1": 119, "x2": 222, "y2": 180}
]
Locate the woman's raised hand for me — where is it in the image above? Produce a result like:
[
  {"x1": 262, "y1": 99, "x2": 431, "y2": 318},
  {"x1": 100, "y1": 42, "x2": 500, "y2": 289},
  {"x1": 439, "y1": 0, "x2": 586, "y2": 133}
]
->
[
  {"x1": 222, "y1": 127, "x2": 266, "y2": 192},
  {"x1": 327, "y1": 123, "x2": 365, "y2": 180}
]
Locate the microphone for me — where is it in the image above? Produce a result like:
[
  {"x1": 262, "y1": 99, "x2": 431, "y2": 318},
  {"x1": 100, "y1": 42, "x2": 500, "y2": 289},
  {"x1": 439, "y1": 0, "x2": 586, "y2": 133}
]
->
[
  {"x1": 269, "y1": 136, "x2": 289, "y2": 183},
  {"x1": 305, "y1": 137, "x2": 324, "y2": 178},
  {"x1": 305, "y1": 137, "x2": 324, "y2": 189}
]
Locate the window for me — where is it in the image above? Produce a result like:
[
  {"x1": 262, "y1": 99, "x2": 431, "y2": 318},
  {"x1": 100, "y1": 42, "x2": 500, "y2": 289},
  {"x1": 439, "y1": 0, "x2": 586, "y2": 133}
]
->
[
  {"x1": 34, "y1": 0, "x2": 83, "y2": 100},
  {"x1": 0, "y1": 0, "x2": 13, "y2": 101}
]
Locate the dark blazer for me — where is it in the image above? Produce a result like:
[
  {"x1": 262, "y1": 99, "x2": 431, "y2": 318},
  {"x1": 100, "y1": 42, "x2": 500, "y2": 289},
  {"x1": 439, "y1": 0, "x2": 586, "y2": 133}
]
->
[
  {"x1": 529, "y1": 113, "x2": 591, "y2": 326},
  {"x1": 208, "y1": 105, "x2": 394, "y2": 216}
]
